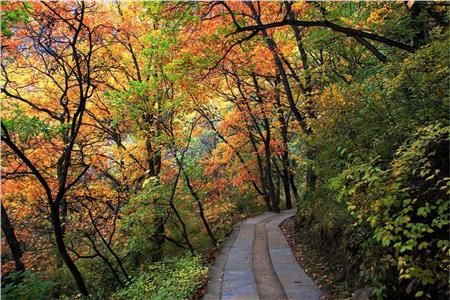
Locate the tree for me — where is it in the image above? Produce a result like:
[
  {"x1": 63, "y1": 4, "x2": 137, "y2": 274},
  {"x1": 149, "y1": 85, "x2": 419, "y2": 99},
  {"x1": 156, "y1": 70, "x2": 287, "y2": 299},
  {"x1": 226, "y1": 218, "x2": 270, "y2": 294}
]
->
[
  {"x1": 1, "y1": 1, "x2": 111, "y2": 295},
  {"x1": 1, "y1": 203, "x2": 25, "y2": 274}
]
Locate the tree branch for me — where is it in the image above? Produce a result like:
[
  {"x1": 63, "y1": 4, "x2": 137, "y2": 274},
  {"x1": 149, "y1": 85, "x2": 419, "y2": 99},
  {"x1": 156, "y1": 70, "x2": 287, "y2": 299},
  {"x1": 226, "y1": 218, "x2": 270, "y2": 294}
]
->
[{"x1": 230, "y1": 19, "x2": 416, "y2": 53}]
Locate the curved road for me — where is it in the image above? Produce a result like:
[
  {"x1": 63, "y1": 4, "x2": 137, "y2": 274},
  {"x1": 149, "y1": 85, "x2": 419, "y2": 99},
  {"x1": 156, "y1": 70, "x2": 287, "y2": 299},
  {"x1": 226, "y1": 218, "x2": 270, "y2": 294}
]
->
[{"x1": 203, "y1": 209, "x2": 322, "y2": 300}]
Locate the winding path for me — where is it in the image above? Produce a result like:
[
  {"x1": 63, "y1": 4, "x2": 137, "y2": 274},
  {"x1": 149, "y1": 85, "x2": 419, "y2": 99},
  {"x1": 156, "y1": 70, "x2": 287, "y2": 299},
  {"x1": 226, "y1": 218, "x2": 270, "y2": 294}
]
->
[{"x1": 203, "y1": 209, "x2": 322, "y2": 300}]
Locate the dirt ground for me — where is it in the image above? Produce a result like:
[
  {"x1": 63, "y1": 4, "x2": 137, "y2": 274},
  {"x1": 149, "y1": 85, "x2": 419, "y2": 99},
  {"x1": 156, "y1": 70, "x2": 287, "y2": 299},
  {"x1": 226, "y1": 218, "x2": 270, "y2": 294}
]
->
[{"x1": 280, "y1": 217, "x2": 354, "y2": 300}]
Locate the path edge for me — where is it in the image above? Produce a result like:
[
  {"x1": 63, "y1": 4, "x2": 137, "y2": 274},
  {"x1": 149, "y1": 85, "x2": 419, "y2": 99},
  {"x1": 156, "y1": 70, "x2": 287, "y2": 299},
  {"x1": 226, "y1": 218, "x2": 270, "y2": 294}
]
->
[
  {"x1": 266, "y1": 210, "x2": 323, "y2": 300},
  {"x1": 203, "y1": 221, "x2": 242, "y2": 300}
]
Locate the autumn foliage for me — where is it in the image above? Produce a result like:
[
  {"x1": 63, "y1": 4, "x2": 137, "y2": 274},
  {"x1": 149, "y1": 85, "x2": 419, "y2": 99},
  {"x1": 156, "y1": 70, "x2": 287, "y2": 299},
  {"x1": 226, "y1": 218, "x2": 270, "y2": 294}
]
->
[{"x1": 1, "y1": 1, "x2": 448, "y2": 299}]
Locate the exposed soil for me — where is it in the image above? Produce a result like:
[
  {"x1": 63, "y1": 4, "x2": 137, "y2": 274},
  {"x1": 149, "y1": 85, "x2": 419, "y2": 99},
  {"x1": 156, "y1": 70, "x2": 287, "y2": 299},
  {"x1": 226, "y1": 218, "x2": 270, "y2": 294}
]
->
[{"x1": 280, "y1": 216, "x2": 353, "y2": 300}]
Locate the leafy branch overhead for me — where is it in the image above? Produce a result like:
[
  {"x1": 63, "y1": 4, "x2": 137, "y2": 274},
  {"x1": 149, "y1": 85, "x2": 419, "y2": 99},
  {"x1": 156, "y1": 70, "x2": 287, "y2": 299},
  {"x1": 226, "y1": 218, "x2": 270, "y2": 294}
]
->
[{"x1": 1, "y1": 1, "x2": 448, "y2": 299}]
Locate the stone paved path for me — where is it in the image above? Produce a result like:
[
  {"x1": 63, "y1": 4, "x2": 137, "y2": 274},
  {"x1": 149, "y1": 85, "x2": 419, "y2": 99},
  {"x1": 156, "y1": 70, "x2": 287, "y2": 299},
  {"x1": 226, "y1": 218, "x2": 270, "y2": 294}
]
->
[{"x1": 203, "y1": 209, "x2": 322, "y2": 300}]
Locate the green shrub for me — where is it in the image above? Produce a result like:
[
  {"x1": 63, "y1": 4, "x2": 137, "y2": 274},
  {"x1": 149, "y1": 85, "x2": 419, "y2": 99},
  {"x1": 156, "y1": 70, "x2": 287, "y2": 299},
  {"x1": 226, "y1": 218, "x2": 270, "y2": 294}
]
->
[
  {"x1": 299, "y1": 33, "x2": 449, "y2": 299},
  {"x1": 2, "y1": 271, "x2": 57, "y2": 300},
  {"x1": 113, "y1": 255, "x2": 208, "y2": 300},
  {"x1": 336, "y1": 123, "x2": 449, "y2": 298}
]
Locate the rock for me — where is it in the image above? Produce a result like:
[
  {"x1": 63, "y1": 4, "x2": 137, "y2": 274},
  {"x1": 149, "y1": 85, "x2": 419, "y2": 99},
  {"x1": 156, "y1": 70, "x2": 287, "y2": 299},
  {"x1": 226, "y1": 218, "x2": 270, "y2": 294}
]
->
[{"x1": 353, "y1": 287, "x2": 375, "y2": 300}]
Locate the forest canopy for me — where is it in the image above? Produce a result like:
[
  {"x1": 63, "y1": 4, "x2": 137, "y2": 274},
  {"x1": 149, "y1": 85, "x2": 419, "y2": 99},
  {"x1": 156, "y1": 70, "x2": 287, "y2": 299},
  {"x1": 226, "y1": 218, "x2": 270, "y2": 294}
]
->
[{"x1": 1, "y1": 1, "x2": 448, "y2": 299}]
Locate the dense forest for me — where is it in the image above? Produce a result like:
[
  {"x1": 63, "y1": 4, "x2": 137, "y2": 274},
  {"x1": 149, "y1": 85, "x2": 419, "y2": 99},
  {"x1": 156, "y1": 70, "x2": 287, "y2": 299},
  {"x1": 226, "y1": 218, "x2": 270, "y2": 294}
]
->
[{"x1": 1, "y1": 1, "x2": 448, "y2": 299}]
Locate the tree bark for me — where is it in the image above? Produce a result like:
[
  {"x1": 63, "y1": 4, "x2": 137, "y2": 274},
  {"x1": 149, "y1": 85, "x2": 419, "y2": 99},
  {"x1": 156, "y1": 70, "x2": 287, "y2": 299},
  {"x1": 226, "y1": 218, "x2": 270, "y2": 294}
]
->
[
  {"x1": 51, "y1": 202, "x2": 89, "y2": 296},
  {"x1": 248, "y1": 132, "x2": 273, "y2": 211},
  {"x1": 86, "y1": 207, "x2": 129, "y2": 279},
  {"x1": 1, "y1": 123, "x2": 89, "y2": 296},
  {"x1": 274, "y1": 76, "x2": 293, "y2": 210},
  {"x1": 183, "y1": 173, "x2": 217, "y2": 245},
  {"x1": 263, "y1": 118, "x2": 280, "y2": 213},
  {"x1": 85, "y1": 234, "x2": 124, "y2": 287},
  {"x1": 1, "y1": 203, "x2": 25, "y2": 273},
  {"x1": 145, "y1": 131, "x2": 165, "y2": 262},
  {"x1": 305, "y1": 148, "x2": 317, "y2": 196},
  {"x1": 281, "y1": 151, "x2": 292, "y2": 209},
  {"x1": 289, "y1": 165, "x2": 300, "y2": 204},
  {"x1": 246, "y1": 2, "x2": 311, "y2": 135}
]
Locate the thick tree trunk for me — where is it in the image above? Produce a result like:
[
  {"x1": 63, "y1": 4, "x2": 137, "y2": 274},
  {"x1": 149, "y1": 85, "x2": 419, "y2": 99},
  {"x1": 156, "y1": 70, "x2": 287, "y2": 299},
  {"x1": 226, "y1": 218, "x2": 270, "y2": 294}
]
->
[
  {"x1": 53, "y1": 197, "x2": 68, "y2": 298},
  {"x1": 151, "y1": 220, "x2": 165, "y2": 262},
  {"x1": 50, "y1": 203, "x2": 89, "y2": 296},
  {"x1": 274, "y1": 76, "x2": 293, "y2": 210},
  {"x1": 248, "y1": 3, "x2": 316, "y2": 204},
  {"x1": 263, "y1": 119, "x2": 280, "y2": 213},
  {"x1": 275, "y1": 169, "x2": 281, "y2": 205},
  {"x1": 281, "y1": 152, "x2": 292, "y2": 210},
  {"x1": 409, "y1": 2, "x2": 429, "y2": 48},
  {"x1": 1, "y1": 203, "x2": 25, "y2": 273},
  {"x1": 146, "y1": 133, "x2": 166, "y2": 262},
  {"x1": 265, "y1": 155, "x2": 279, "y2": 213},
  {"x1": 289, "y1": 168, "x2": 300, "y2": 204}
]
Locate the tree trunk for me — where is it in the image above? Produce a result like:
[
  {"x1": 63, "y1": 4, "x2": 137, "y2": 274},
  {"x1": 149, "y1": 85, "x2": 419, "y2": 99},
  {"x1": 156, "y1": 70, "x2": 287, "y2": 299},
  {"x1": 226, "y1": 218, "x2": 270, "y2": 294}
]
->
[
  {"x1": 50, "y1": 203, "x2": 89, "y2": 296},
  {"x1": 248, "y1": 132, "x2": 273, "y2": 211},
  {"x1": 289, "y1": 168, "x2": 300, "y2": 204},
  {"x1": 275, "y1": 168, "x2": 281, "y2": 206},
  {"x1": 263, "y1": 119, "x2": 280, "y2": 213},
  {"x1": 305, "y1": 148, "x2": 317, "y2": 196},
  {"x1": 53, "y1": 196, "x2": 68, "y2": 298},
  {"x1": 86, "y1": 208, "x2": 128, "y2": 279},
  {"x1": 146, "y1": 132, "x2": 166, "y2": 262},
  {"x1": 282, "y1": 152, "x2": 292, "y2": 210},
  {"x1": 284, "y1": 1, "x2": 314, "y2": 118},
  {"x1": 183, "y1": 173, "x2": 217, "y2": 245},
  {"x1": 85, "y1": 234, "x2": 124, "y2": 287},
  {"x1": 285, "y1": 1, "x2": 318, "y2": 203},
  {"x1": 169, "y1": 167, "x2": 195, "y2": 255},
  {"x1": 151, "y1": 219, "x2": 165, "y2": 262},
  {"x1": 1, "y1": 203, "x2": 25, "y2": 273},
  {"x1": 246, "y1": 2, "x2": 311, "y2": 135},
  {"x1": 409, "y1": 2, "x2": 429, "y2": 48},
  {"x1": 274, "y1": 76, "x2": 293, "y2": 210}
]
